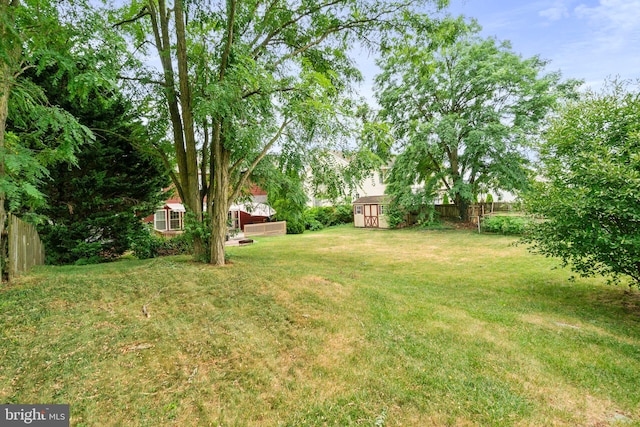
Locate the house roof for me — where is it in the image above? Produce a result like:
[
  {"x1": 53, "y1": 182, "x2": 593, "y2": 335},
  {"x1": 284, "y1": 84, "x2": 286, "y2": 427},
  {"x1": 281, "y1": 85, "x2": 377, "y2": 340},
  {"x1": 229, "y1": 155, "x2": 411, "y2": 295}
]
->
[
  {"x1": 165, "y1": 203, "x2": 186, "y2": 212},
  {"x1": 353, "y1": 195, "x2": 391, "y2": 205},
  {"x1": 229, "y1": 202, "x2": 276, "y2": 217}
]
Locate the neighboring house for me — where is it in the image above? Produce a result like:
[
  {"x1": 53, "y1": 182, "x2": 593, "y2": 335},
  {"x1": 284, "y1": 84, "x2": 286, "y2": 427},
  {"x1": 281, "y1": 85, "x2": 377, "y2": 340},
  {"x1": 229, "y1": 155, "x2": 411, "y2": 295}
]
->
[
  {"x1": 305, "y1": 151, "x2": 391, "y2": 207},
  {"x1": 147, "y1": 193, "x2": 186, "y2": 237},
  {"x1": 145, "y1": 185, "x2": 275, "y2": 236},
  {"x1": 353, "y1": 195, "x2": 391, "y2": 229}
]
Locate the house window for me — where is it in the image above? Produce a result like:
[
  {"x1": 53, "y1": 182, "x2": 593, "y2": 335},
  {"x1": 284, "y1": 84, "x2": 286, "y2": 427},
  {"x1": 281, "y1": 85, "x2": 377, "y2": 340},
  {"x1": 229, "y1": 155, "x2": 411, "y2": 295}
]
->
[
  {"x1": 355, "y1": 205, "x2": 363, "y2": 215},
  {"x1": 379, "y1": 205, "x2": 386, "y2": 214},
  {"x1": 154, "y1": 210, "x2": 167, "y2": 231},
  {"x1": 379, "y1": 169, "x2": 388, "y2": 184},
  {"x1": 169, "y1": 211, "x2": 182, "y2": 230}
]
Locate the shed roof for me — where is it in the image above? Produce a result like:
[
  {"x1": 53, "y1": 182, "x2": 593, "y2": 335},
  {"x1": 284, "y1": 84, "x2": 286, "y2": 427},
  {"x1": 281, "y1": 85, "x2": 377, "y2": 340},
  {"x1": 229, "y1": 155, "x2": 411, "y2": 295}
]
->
[{"x1": 353, "y1": 195, "x2": 391, "y2": 205}]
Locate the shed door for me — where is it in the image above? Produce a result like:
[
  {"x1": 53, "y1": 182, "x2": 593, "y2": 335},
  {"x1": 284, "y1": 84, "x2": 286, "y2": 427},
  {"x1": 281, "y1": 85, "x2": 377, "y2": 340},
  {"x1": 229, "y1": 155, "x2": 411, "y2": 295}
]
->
[{"x1": 364, "y1": 204, "x2": 379, "y2": 228}]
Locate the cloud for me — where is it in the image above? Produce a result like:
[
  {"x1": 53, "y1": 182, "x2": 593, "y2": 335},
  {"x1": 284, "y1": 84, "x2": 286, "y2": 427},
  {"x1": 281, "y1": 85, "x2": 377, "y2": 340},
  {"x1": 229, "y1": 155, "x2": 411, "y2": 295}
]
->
[
  {"x1": 574, "y1": 0, "x2": 640, "y2": 50},
  {"x1": 539, "y1": 6, "x2": 569, "y2": 21},
  {"x1": 539, "y1": 0, "x2": 572, "y2": 21}
]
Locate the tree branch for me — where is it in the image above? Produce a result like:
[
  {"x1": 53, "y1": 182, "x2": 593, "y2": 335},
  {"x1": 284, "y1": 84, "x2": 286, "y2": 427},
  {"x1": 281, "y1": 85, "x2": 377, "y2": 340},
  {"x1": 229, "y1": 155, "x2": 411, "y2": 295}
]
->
[
  {"x1": 229, "y1": 117, "x2": 292, "y2": 204},
  {"x1": 118, "y1": 74, "x2": 167, "y2": 87},
  {"x1": 219, "y1": 0, "x2": 237, "y2": 81},
  {"x1": 250, "y1": 0, "x2": 343, "y2": 59},
  {"x1": 112, "y1": 6, "x2": 150, "y2": 28},
  {"x1": 242, "y1": 85, "x2": 296, "y2": 99}
]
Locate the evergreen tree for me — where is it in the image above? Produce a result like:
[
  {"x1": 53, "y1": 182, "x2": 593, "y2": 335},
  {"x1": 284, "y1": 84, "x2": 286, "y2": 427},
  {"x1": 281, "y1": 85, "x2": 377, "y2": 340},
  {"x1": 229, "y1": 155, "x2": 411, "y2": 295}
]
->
[{"x1": 12, "y1": 66, "x2": 169, "y2": 264}]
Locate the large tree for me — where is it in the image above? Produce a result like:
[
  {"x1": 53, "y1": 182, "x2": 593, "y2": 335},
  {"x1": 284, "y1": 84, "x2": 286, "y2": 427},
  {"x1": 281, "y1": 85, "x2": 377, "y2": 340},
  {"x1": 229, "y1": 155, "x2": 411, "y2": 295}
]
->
[
  {"x1": 523, "y1": 81, "x2": 640, "y2": 288},
  {"x1": 111, "y1": 0, "x2": 446, "y2": 265},
  {"x1": 376, "y1": 22, "x2": 578, "y2": 221},
  {"x1": 13, "y1": 65, "x2": 170, "y2": 264}
]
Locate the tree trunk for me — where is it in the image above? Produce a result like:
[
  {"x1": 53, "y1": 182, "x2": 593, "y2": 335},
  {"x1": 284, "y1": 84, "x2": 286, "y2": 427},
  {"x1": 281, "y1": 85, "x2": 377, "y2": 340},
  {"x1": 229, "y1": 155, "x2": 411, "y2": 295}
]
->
[
  {"x1": 0, "y1": 55, "x2": 13, "y2": 279},
  {"x1": 209, "y1": 151, "x2": 230, "y2": 265},
  {"x1": 209, "y1": 122, "x2": 230, "y2": 266},
  {"x1": 210, "y1": 191, "x2": 229, "y2": 266},
  {"x1": 0, "y1": 79, "x2": 9, "y2": 279},
  {"x1": 148, "y1": 0, "x2": 205, "y2": 261},
  {"x1": 455, "y1": 193, "x2": 469, "y2": 222}
]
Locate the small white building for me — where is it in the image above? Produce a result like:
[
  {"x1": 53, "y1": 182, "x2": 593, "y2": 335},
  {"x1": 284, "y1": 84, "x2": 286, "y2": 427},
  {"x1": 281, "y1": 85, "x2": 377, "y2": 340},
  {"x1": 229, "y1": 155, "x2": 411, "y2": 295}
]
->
[{"x1": 353, "y1": 195, "x2": 391, "y2": 229}]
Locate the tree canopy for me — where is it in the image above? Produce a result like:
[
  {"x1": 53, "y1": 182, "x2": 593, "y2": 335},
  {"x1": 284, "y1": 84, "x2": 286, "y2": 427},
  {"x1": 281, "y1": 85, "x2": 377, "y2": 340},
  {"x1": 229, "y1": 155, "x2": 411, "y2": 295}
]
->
[
  {"x1": 376, "y1": 22, "x2": 579, "y2": 221},
  {"x1": 523, "y1": 81, "x2": 640, "y2": 288},
  {"x1": 111, "y1": 0, "x2": 448, "y2": 264},
  {"x1": 0, "y1": 0, "x2": 123, "y2": 272},
  {"x1": 16, "y1": 65, "x2": 170, "y2": 264}
]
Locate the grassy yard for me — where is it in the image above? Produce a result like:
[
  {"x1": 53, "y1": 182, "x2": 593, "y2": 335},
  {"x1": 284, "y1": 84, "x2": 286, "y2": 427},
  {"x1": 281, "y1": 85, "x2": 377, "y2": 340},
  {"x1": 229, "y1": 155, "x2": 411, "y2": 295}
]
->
[{"x1": 1, "y1": 226, "x2": 639, "y2": 426}]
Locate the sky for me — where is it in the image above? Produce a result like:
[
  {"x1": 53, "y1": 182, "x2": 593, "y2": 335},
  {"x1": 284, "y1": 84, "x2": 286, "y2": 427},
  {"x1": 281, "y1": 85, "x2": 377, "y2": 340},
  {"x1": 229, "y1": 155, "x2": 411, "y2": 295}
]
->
[{"x1": 357, "y1": 0, "x2": 640, "y2": 102}]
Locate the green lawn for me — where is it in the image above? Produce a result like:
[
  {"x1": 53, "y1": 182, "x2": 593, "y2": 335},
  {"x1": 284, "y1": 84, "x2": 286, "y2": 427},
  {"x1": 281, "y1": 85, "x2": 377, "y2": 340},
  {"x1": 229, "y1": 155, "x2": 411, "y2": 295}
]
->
[{"x1": 1, "y1": 226, "x2": 639, "y2": 426}]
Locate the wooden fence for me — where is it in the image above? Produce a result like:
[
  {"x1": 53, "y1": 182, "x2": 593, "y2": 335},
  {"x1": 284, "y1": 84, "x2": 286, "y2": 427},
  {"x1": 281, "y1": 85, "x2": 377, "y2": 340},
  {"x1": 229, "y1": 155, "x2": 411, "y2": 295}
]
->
[
  {"x1": 435, "y1": 202, "x2": 517, "y2": 221},
  {"x1": 244, "y1": 221, "x2": 287, "y2": 237},
  {"x1": 7, "y1": 214, "x2": 45, "y2": 280}
]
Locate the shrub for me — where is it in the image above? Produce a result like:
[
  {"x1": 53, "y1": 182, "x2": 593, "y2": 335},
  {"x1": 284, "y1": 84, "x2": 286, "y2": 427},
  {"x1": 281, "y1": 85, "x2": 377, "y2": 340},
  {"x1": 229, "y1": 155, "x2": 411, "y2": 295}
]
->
[
  {"x1": 131, "y1": 226, "x2": 193, "y2": 259},
  {"x1": 306, "y1": 219, "x2": 324, "y2": 231},
  {"x1": 286, "y1": 219, "x2": 305, "y2": 234},
  {"x1": 334, "y1": 204, "x2": 354, "y2": 224},
  {"x1": 130, "y1": 226, "x2": 163, "y2": 259},
  {"x1": 482, "y1": 215, "x2": 530, "y2": 235},
  {"x1": 304, "y1": 204, "x2": 353, "y2": 230}
]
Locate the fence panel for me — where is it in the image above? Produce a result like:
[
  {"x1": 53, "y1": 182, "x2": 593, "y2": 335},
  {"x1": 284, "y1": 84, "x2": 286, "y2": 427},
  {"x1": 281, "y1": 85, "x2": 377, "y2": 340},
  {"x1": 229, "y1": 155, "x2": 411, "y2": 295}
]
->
[
  {"x1": 244, "y1": 221, "x2": 287, "y2": 237},
  {"x1": 434, "y1": 204, "x2": 460, "y2": 219},
  {"x1": 8, "y1": 214, "x2": 45, "y2": 280}
]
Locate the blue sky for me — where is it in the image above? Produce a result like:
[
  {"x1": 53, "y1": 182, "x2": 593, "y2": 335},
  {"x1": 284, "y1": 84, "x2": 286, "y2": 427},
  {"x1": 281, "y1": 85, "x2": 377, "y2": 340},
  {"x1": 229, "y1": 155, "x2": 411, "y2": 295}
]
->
[
  {"x1": 357, "y1": 0, "x2": 640, "y2": 101},
  {"x1": 449, "y1": 0, "x2": 640, "y2": 88}
]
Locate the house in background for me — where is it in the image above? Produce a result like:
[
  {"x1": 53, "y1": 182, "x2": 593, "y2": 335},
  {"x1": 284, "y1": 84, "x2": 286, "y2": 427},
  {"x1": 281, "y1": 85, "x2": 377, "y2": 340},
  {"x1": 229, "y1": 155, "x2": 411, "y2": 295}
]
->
[
  {"x1": 145, "y1": 184, "x2": 275, "y2": 236},
  {"x1": 305, "y1": 151, "x2": 392, "y2": 207},
  {"x1": 147, "y1": 193, "x2": 186, "y2": 237}
]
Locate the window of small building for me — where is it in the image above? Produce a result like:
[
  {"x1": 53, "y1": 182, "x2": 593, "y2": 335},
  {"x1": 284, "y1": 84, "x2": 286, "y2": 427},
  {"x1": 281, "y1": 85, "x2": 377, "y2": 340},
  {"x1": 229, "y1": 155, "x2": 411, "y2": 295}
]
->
[
  {"x1": 154, "y1": 210, "x2": 167, "y2": 231},
  {"x1": 379, "y1": 205, "x2": 386, "y2": 214},
  {"x1": 355, "y1": 205, "x2": 363, "y2": 215},
  {"x1": 169, "y1": 211, "x2": 182, "y2": 230}
]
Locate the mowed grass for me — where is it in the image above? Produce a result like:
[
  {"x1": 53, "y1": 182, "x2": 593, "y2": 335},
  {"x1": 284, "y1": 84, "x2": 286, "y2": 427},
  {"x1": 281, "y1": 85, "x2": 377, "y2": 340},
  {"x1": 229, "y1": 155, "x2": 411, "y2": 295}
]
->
[{"x1": 1, "y1": 226, "x2": 639, "y2": 426}]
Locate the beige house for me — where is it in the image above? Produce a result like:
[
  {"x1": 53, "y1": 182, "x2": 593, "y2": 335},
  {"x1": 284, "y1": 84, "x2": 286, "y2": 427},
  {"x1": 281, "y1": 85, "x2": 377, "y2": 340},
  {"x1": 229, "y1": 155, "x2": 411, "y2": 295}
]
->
[
  {"x1": 353, "y1": 195, "x2": 391, "y2": 229},
  {"x1": 305, "y1": 151, "x2": 391, "y2": 207}
]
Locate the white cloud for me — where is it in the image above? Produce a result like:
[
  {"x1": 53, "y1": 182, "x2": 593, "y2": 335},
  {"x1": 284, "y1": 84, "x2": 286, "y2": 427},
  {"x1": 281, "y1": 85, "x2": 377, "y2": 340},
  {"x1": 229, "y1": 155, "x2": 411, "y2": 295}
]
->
[
  {"x1": 539, "y1": 6, "x2": 569, "y2": 20},
  {"x1": 539, "y1": 0, "x2": 573, "y2": 21},
  {"x1": 574, "y1": 0, "x2": 640, "y2": 50}
]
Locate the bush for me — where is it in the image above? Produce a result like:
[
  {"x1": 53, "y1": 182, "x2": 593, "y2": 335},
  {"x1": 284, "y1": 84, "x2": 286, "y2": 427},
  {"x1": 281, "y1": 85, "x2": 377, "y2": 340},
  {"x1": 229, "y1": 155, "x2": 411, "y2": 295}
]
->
[
  {"x1": 482, "y1": 215, "x2": 530, "y2": 235},
  {"x1": 71, "y1": 241, "x2": 105, "y2": 265},
  {"x1": 306, "y1": 219, "x2": 324, "y2": 231},
  {"x1": 304, "y1": 204, "x2": 353, "y2": 230},
  {"x1": 131, "y1": 226, "x2": 193, "y2": 259},
  {"x1": 286, "y1": 219, "x2": 305, "y2": 234},
  {"x1": 130, "y1": 227, "x2": 163, "y2": 259},
  {"x1": 334, "y1": 204, "x2": 354, "y2": 224},
  {"x1": 156, "y1": 233, "x2": 192, "y2": 256}
]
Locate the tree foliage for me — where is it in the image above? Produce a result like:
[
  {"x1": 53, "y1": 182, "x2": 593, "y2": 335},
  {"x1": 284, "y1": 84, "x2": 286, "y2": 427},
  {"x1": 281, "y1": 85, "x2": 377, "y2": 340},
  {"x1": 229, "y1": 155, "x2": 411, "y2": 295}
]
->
[
  {"x1": 0, "y1": 0, "x2": 120, "y2": 274},
  {"x1": 17, "y1": 65, "x2": 170, "y2": 265},
  {"x1": 376, "y1": 21, "x2": 579, "y2": 221},
  {"x1": 0, "y1": 0, "x2": 119, "y2": 207},
  {"x1": 523, "y1": 81, "x2": 640, "y2": 287},
  {"x1": 111, "y1": 0, "x2": 447, "y2": 264}
]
